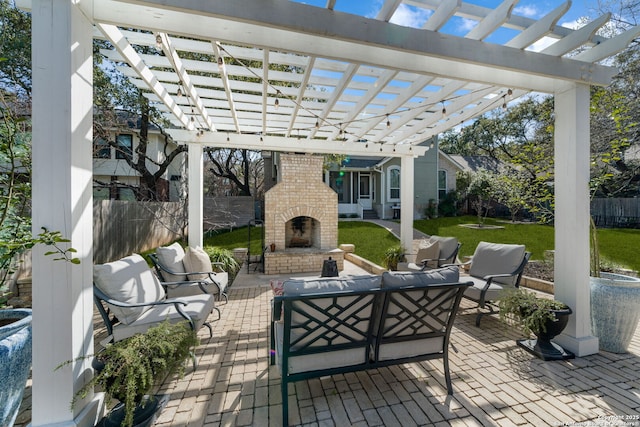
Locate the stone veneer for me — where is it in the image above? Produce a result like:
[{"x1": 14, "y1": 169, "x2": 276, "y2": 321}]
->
[{"x1": 263, "y1": 154, "x2": 340, "y2": 274}]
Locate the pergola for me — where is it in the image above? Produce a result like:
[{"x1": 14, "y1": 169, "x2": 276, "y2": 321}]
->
[{"x1": 21, "y1": 0, "x2": 640, "y2": 425}]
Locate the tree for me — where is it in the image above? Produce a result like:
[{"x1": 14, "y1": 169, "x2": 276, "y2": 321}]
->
[
  {"x1": 466, "y1": 169, "x2": 494, "y2": 226},
  {"x1": 490, "y1": 168, "x2": 530, "y2": 223},
  {"x1": 205, "y1": 148, "x2": 260, "y2": 197},
  {"x1": 93, "y1": 42, "x2": 188, "y2": 202}
]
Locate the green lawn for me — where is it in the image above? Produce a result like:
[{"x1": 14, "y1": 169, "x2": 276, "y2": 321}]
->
[{"x1": 201, "y1": 217, "x2": 640, "y2": 273}]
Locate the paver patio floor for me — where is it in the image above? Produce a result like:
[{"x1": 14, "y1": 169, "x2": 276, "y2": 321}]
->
[{"x1": 15, "y1": 262, "x2": 640, "y2": 426}]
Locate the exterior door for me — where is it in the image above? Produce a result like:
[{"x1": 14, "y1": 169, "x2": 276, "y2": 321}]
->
[{"x1": 358, "y1": 173, "x2": 372, "y2": 209}]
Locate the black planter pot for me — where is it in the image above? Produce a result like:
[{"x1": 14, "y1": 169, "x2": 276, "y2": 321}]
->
[
  {"x1": 516, "y1": 308, "x2": 575, "y2": 361},
  {"x1": 96, "y1": 394, "x2": 169, "y2": 427}
]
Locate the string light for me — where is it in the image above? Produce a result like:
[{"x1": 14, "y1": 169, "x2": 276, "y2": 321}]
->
[
  {"x1": 210, "y1": 44, "x2": 513, "y2": 145},
  {"x1": 217, "y1": 56, "x2": 224, "y2": 71},
  {"x1": 502, "y1": 95, "x2": 507, "y2": 110},
  {"x1": 176, "y1": 86, "x2": 183, "y2": 98},
  {"x1": 507, "y1": 88, "x2": 513, "y2": 99},
  {"x1": 155, "y1": 34, "x2": 162, "y2": 49},
  {"x1": 386, "y1": 114, "x2": 391, "y2": 129}
]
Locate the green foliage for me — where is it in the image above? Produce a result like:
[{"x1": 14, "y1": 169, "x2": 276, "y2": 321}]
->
[
  {"x1": 203, "y1": 225, "x2": 264, "y2": 256},
  {"x1": 382, "y1": 245, "x2": 406, "y2": 271},
  {"x1": 424, "y1": 199, "x2": 437, "y2": 219},
  {"x1": 437, "y1": 191, "x2": 458, "y2": 217},
  {"x1": 466, "y1": 169, "x2": 494, "y2": 225},
  {"x1": 498, "y1": 288, "x2": 569, "y2": 336},
  {"x1": 337, "y1": 221, "x2": 399, "y2": 266},
  {"x1": 65, "y1": 321, "x2": 198, "y2": 427},
  {"x1": 203, "y1": 246, "x2": 240, "y2": 280}
]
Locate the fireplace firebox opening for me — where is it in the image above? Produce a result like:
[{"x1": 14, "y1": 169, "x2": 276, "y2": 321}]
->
[{"x1": 285, "y1": 216, "x2": 319, "y2": 248}]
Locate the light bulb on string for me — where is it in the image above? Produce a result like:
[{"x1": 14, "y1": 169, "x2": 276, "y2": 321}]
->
[
  {"x1": 441, "y1": 101, "x2": 447, "y2": 118},
  {"x1": 176, "y1": 86, "x2": 183, "y2": 98},
  {"x1": 217, "y1": 56, "x2": 224, "y2": 71},
  {"x1": 315, "y1": 119, "x2": 320, "y2": 129},
  {"x1": 507, "y1": 88, "x2": 513, "y2": 99},
  {"x1": 155, "y1": 34, "x2": 162, "y2": 49},
  {"x1": 502, "y1": 95, "x2": 507, "y2": 110},
  {"x1": 274, "y1": 98, "x2": 279, "y2": 110},
  {"x1": 386, "y1": 114, "x2": 391, "y2": 129}
]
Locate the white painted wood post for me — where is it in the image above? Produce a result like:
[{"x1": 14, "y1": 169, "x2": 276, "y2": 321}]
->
[
  {"x1": 400, "y1": 156, "x2": 415, "y2": 254},
  {"x1": 553, "y1": 82, "x2": 599, "y2": 357},
  {"x1": 31, "y1": 1, "x2": 103, "y2": 425},
  {"x1": 188, "y1": 143, "x2": 204, "y2": 248}
]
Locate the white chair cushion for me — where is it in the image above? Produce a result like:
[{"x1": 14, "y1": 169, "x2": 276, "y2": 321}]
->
[
  {"x1": 468, "y1": 241, "x2": 525, "y2": 286},
  {"x1": 93, "y1": 254, "x2": 166, "y2": 325},
  {"x1": 183, "y1": 246, "x2": 213, "y2": 280},
  {"x1": 111, "y1": 293, "x2": 215, "y2": 341},
  {"x1": 429, "y1": 236, "x2": 459, "y2": 264},
  {"x1": 155, "y1": 242, "x2": 187, "y2": 282},
  {"x1": 462, "y1": 275, "x2": 508, "y2": 302}
]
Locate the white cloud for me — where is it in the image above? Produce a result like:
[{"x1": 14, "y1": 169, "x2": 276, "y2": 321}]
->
[
  {"x1": 389, "y1": 4, "x2": 431, "y2": 28},
  {"x1": 514, "y1": 5, "x2": 540, "y2": 19},
  {"x1": 526, "y1": 36, "x2": 557, "y2": 52},
  {"x1": 458, "y1": 17, "x2": 477, "y2": 33}
]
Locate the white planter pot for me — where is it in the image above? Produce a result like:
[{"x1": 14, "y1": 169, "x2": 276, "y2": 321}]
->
[{"x1": 590, "y1": 272, "x2": 640, "y2": 353}]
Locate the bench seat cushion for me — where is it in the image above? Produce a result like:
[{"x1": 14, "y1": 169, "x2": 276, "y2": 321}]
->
[{"x1": 111, "y1": 293, "x2": 214, "y2": 342}]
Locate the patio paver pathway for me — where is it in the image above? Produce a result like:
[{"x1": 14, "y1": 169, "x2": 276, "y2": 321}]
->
[{"x1": 15, "y1": 260, "x2": 640, "y2": 426}]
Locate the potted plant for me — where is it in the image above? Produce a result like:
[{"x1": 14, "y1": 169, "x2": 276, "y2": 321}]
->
[
  {"x1": 499, "y1": 288, "x2": 574, "y2": 361},
  {"x1": 65, "y1": 320, "x2": 199, "y2": 427},
  {"x1": 382, "y1": 245, "x2": 406, "y2": 271}
]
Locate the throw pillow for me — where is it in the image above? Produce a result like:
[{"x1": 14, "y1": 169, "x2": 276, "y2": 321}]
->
[
  {"x1": 183, "y1": 246, "x2": 214, "y2": 281},
  {"x1": 415, "y1": 240, "x2": 439, "y2": 269},
  {"x1": 155, "y1": 242, "x2": 187, "y2": 282}
]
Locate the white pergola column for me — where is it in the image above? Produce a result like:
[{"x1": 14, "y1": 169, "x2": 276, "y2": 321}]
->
[
  {"x1": 31, "y1": 1, "x2": 102, "y2": 425},
  {"x1": 553, "y1": 82, "x2": 599, "y2": 357},
  {"x1": 188, "y1": 143, "x2": 204, "y2": 248},
  {"x1": 400, "y1": 156, "x2": 415, "y2": 253}
]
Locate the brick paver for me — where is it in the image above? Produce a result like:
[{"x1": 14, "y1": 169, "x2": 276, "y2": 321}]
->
[{"x1": 14, "y1": 262, "x2": 640, "y2": 427}]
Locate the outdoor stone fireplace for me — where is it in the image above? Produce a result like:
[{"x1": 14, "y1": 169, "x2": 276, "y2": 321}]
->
[{"x1": 264, "y1": 154, "x2": 343, "y2": 274}]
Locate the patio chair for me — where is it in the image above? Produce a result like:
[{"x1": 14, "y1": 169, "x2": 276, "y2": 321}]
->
[
  {"x1": 150, "y1": 242, "x2": 229, "y2": 303},
  {"x1": 399, "y1": 235, "x2": 462, "y2": 271},
  {"x1": 459, "y1": 241, "x2": 531, "y2": 327},
  {"x1": 93, "y1": 253, "x2": 215, "y2": 343}
]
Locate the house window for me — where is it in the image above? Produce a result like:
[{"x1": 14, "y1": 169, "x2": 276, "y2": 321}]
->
[
  {"x1": 438, "y1": 170, "x2": 447, "y2": 200},
  {"x1": 115, "y1": 134, "x2": 133, "y2": 160},
  {"x1": 93, "y1": 138, "x2": 111, "y2": 159},
  {"x1": 329, "y1": 170, "x2": 351, "y2": 203},
  {"x1": 388, "y1": 166, "x2": 400, "y2": 200}
]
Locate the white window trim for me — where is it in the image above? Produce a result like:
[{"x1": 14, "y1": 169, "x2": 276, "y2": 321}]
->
[{"x1": 387, "y1": 165, "x2": 400, "y2": 202}]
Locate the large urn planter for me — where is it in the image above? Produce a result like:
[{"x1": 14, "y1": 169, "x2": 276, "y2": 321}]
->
[
  {"x1": 590, "y1": 272, "x2": 640, "y2": 353},
  {"x1": 516, "y1": 307, "x2": 574, "y2": 361},
  {"x1": 0, "y1": 308, "x2": 33, "y2": 427}
]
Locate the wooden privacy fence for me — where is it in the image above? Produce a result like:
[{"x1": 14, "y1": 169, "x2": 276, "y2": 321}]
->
[
  {"x1": 94, "y1": 197, "x2": 256, "y2": 263},
  {"x1": 591, "y1": 198, "x2": 640, "y2": 228},
  {"x1": 94, "y1": 200, "x2": 185, "y2": 263}
]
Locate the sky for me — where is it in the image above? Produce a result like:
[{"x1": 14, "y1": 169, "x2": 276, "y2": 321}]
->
[{"x1": 290, "y1": 0, "x2": 603, "y2": 52}]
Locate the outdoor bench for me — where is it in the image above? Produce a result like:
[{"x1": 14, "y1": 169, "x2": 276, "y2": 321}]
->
[{"x1": 270, "y1": 267, "x2": 471, "y2": 425}]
